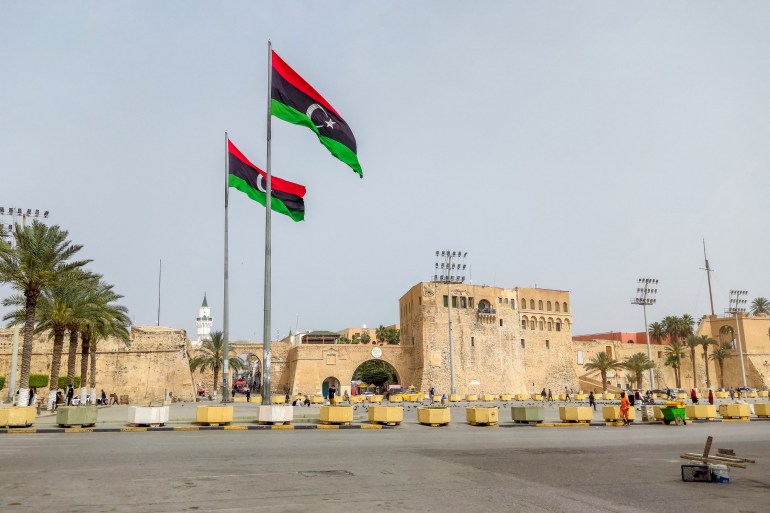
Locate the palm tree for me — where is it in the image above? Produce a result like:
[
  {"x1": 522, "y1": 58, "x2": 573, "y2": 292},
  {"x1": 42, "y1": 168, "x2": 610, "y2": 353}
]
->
[
  {"x1": 709, "y1": 344, "x2": 734, "y2": 389},
  {"x1": 664, "y1": 340, "x2": 688, "y2": 388},
  {"x1": 750, "y1": 297, "x2": 770, "y2": 316},
  {"x1": 189, "y1": 331, "x2": 244, "y2": 399},
  {"x1": 64, "y1": 273, "x2": 102, "y2": 397},
  {"x1": 685, "y1": 335, "x2": 701, "y2": 388},
  {"x1": 680, "y1": 314, "x2": 696, "y2": 338},
  {"x1": 0, "y1": 221, "x2": 89, "y2": 406},
  {"x1": 662, "y1": 315, "x2": 681, "y2": 345},
  {"x1": 584, "y1": 352, "x2": 623, "y2": 392},
  {"x1": 622, "y1": 352, "x2": 656, "y2": 389},
  {"x1": 697, "y1": 335, "x2": 716, "y2": 388},
  {"x1": 87, "y1": 288, "x2": 130, "y2": 402},
  {"x1": 648, "y1": 322, "x2": 666, "y2": 344}
]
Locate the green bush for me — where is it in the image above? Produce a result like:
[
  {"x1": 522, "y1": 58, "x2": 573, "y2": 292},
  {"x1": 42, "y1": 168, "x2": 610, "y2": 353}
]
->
[
  {"x1": 57, "y1": 376, "x2": 81, "y2": 389},
  {"x1": 0, "y1": 376, "x2": 5, "y2": 390},
  {"x1": 29, "y1": 374, "x2": 49, "y2": 388}
]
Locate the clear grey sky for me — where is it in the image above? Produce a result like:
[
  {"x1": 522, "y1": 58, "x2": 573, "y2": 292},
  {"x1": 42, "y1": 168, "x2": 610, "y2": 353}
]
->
[{"x1": 2, "y1": 2, "x2": 769, "y2": 341}]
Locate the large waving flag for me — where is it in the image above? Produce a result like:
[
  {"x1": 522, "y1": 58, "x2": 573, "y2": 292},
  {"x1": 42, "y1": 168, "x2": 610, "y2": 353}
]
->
[
  {"x1": 228, "y1": 139, "x2": 306, "y2": 222},
  {"x1": 271, "y1": 50, "x2": 363, "y2": 178}
]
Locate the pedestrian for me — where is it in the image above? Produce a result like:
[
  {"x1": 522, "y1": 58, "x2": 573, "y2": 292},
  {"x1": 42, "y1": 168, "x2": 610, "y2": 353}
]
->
[
  {"x1": 564, "y1": 387, "x2": 571, "y2": 402},
  {"x1": 619, "y1": 391, "x2": 631, "y2": 427},
  {"x1": 429, "y1": 386, "x2": 435, "y2": 402},
  {"x1": 588, "y1": 391, "x2": 596, "y2": 411},
  {"x1": 708, "y1": 389, "x2": 714, "y2": 405},
  {"x1": 328, "y1": 384, "x2": 337, "y2": 405},
  {"x1": 100, "y1": 389, "x2": 107, "y2": 405},
  {"x1": 547, "y1": 389, "x2": 553, "y2": 402},
  {"x1": 441, "y1": 393, "x2": 447, "y2": 405},
  {"x1": 245, "y1": 388, "x2": 251, "y2": 402},
  {"x1": 66, "y1": 385, "x2": 74, "y2": 406},
  {"x1": 285, "y1": 391, "x2": 290, "y2": 404},
  {"x1": 540, "y1": 388, "x2": 546, "y2": 400},
  {"x1": 303, "y1": 395, "x2": 311, "y2": 407},
  {"x1": 690, "y1": 388, "x2": 698, "y2": 404},
  {"x1": 729, "y1": 387, "x2": 735, "y2": 400}
]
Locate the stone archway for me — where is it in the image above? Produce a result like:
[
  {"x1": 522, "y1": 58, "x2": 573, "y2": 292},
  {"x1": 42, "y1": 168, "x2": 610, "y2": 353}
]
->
[
  {"x1": 321, "y1": 376, "x2": 340, "y2": 398},
  {"x1": 351, "y1": 359, "x2": 401, "y2": 395}
]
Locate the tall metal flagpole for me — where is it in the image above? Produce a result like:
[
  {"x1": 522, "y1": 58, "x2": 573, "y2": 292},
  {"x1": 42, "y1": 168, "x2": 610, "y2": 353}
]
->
[
  {"x1": 157, "y1": 259, "x2": 161, "y2": 326},
  {"x1": 262, "y1": 40, "x2": 273, "y2": 405},
  {"x1": 223, "y1": 131, "x2": 230, "y2": 402}
]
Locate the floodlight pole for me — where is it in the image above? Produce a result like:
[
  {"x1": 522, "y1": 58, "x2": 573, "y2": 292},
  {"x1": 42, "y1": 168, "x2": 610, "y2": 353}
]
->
[
  {"x1": 631, "y1": 277, "x2": 658, "y2": 389},
  {"x1": 726, "y1": 290, "x2": 748, "y2": 390},
  {"x1": 0, "y1": 208, "x2": 49, "y2": 403},
  {"x1": 433, "y1": 250, "x2": 468, "y2": 396}
]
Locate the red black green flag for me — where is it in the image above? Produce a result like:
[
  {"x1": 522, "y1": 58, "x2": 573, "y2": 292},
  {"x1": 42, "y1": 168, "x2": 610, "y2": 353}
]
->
[
  {"x1": 271, "y1": 50, "x2": 363, "y2": 178},
  {"x1": 228, "y1": 139, "x2": 305, "y2": 222}
]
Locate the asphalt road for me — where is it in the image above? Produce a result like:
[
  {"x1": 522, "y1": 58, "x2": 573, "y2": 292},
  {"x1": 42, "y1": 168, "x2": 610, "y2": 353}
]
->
[{"x1": 1, "y1": 421, "x2": 768, "y2": 513}]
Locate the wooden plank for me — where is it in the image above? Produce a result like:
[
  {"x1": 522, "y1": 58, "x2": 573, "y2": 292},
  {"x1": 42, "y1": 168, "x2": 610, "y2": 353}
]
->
[
  {"x1": 680, "y1": 454, "x2": 746, "y2": 468},
  {"x1": 682, "y1": 452, "x2": 754, "y2": 463},
  {"x1": 702, "y1": 436, "x2": 713, "y2": 457}
]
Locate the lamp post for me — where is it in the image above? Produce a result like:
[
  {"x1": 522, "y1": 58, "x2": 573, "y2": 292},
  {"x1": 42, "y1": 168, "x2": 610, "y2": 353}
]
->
[
  {"x1": 631, "y1": 277, "x2": 658, "y2": 389},
  {"x1": 726, "y1": 289, "x2": 748, "y2": 390},
  {"x1": 0, "y1": 207, "x2": 49, "y2": 403},
  {"x1": 433, "y1": 250, "x2": 467, "y2": 396}
]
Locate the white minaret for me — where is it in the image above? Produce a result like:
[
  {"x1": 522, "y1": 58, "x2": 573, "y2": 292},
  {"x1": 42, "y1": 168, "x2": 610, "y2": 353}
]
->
[{"x1": 194, "y1": 293, "x2": 213, "y2": 345}]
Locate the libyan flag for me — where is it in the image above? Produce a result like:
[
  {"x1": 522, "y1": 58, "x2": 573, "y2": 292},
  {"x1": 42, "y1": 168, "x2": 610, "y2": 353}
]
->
[
  {"x1": 228, "y1": 139, "x2": 305, "y2": 222},
  {"x1": 271, "y1": 50, "x2": 363, "y2": 178}
]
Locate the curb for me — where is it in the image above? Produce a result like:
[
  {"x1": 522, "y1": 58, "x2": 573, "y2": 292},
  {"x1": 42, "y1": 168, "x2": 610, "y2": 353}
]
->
[{"x1": 0, "y1": 423, "x2": 393, "y2": 434}]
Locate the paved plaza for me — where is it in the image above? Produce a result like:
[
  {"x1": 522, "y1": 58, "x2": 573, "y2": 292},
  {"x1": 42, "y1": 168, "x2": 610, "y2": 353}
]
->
[{"x1": 1, "y1": 400, "x2": 768, "y2": 513}]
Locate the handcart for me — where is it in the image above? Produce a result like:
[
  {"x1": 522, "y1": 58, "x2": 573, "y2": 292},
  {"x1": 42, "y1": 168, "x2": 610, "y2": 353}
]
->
[{"x1": 661, "y1": 400, "x2": 687, "y2": 425}]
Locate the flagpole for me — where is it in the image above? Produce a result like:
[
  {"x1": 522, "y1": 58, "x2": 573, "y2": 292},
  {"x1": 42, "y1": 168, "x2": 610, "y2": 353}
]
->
[
  {"x1": 223, "y1": 131, "x2": 230, "y2": 402},
  {"x1": 262, "y1": 40, "x2": 273, "y2": 405}
]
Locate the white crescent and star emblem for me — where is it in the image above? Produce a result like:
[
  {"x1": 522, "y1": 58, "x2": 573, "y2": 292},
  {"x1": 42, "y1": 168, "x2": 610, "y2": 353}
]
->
[
  {"x1": 306, "y1": 103, "x2": 336, "y2": 130},
  {"x1": 256, "y1": 174, "x2": 266, "y2": 193}
]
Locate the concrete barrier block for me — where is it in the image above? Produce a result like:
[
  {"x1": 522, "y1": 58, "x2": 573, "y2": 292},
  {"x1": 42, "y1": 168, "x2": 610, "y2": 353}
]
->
[
  {"x1": 685, "y1": 405, "x2": 717, "y2": 420},
  {"x1": 0, "y1": 406, "x2": 36, "y2": 427},
  {"x1": 559, "y1": 406, "x2": 592, "y2": 423},
  {"x1": 319, "y1": 405, "x2": 353, "y2": 424},
  {"x1": 511, "y1": 406, "x2": 544, "y2": 423},
  {"x1": 418, "y1": 407, "x2": 450, "y2": 426},
  {"x1": 196, "y1": 405, "x2": 233, "y2": 425},
  {"x1": 368, "y1": 405, "x2": 403, "y2": 425}
]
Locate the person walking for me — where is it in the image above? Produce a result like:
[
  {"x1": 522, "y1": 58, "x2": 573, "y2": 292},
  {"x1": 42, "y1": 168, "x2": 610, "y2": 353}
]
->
[
  {"x1": 547, "y1": 389, "x2": 553, "y2": 402},
  {"x1": 729, "y1": 387, "x2": 735, "y2": 400},
  {"x1": 245, "y1": 388, "x2": 251, "y2": 402},
  {"x1": 564, "y1": 387, "x2": 571, "y2": 402},
  {"x1": 540, "y1": 388, "x2": 547, "y2": 400},
  {"x1": 328, "y1": 384, "x2": 337, "y2": 405},
  {"x1": 66, "y1": 385, "x2": 74, "y2": 406},
  {"x1": 708, "y1": 389, "x2": 714, "y2": 406},
  {"x1": 690, "y1": 388, "x2": 698, "y2": 404},
  {"x1": 588, "y1": 391, "x2": 596, "y2": 411},
  {"x1": 619, "y1": 391, "x2": 631, "y2": 427}
]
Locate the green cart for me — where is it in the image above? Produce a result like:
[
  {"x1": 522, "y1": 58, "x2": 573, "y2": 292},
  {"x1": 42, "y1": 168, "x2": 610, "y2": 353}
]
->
[{"x1": 661, "y1": 407, "x2": 687, "y2": 425}]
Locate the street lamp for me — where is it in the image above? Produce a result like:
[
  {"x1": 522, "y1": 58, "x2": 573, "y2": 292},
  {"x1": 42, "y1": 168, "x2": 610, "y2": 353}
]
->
[
  {"x1": 0, "y1": 207, "x2": 50, "y2": 403},
  {"x1": 631, "y1": 277, "x2": 658, "y2": 389},
  {"x1": 726, "y1": 289, "x2": 748, "y2": 390},
  {"x1": 433, "y1": 250, "x2": 468, "y2": 395}
]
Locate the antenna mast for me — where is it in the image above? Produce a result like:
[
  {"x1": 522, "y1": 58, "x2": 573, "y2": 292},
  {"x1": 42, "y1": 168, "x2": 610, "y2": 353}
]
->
[{"x1": 700, "y1": 239, "x2": 715, "y2": 316}]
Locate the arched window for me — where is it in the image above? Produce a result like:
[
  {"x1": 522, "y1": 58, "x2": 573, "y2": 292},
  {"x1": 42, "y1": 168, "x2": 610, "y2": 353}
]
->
[
  {"x1": 555, "y1": 302, "x2": 560, "y2": 312},
  {"x1": 530, "y1": 320, "x2": 535, "y2": 330},
  {"x1": 555, "y1": 322, "x2": 562, "y2": 332},
  {"x1": 521, "y1": 298, "x2": 526, "y2": 309},
  {"x1": 478, "y1": 299, "x2": 492, "y2": 314},
  {"x1": 538, "y1": 320, "x2": 544, "y2": 330},
  {"x1": 530, "y1": 299, "x2": 535, "y2": 310},
  {"x1": 521, "y1": 320, "x2": 527, "y2": 330},
  {"x1": 547, "y1": 301, "x2": 552, "y2": 311},
  {"x1": 563, "y1": 302, "x2": 568, "y2": 313},
  {"x1": 547, "y1": 321, "x2": 552, "y2": 331},
  {"x1": 538, "y1": 300, "x2": 543, "y2": 310}
]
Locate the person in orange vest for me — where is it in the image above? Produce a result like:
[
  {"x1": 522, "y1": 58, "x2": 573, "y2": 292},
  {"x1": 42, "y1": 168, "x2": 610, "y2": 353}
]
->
[{"x1": 619, "y1": 391, "x2": 631, "y2": 427}]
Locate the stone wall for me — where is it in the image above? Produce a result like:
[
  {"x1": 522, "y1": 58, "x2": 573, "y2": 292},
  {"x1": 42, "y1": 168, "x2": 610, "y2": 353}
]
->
[{"x1": 0, "y1": 326, "x2": 196, "y2": 404}]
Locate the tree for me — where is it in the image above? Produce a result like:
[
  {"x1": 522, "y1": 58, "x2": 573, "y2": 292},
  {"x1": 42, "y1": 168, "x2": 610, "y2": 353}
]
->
[
  {"x1": 0, "y1": 221, "x2": 89, "y2": 406},
  {"x1": 352, "y1": 360, "x2": 397, "y2": 386},
  {"x1": 375, "y1": 325, "x2": 401, "y2": 345},
  {"x1": 709, "y1": 343, "x2": 734, "y2": 390},
  {"x1": 697, "y1": 335, "x2": 716, "y2": 388},
  {"x1": 750, "y1": 297, "x2": 770, "y2": 316},
  {"x1": 685, "y1": 335, "x2": 701, "y2": 388},
  {"x1": 648, "y1": 322, "x2": 666, "y2": 344},
  {"x1": 664, "y1": 340, "x2": 688, "y2": 388},
  {"x1": 584, "y1": 352, "x2": 623, "y2": 392},
  {"x1": 718, "y1": 325, "x2": 735, "y2": 346},
  {"x1": 622, "y1": 352, "x2": 655, "y2": 389},
  {"x1": 360, "y1": 331, "x2": 371, "y2": 344},
  {"x1": 189, "y1": 331, "x2": 244, "y2": 398}
]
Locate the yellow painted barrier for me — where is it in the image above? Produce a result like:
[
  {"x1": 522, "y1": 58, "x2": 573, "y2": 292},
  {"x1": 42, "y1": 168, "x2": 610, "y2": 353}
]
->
[
  {"x1": 719, "y1": 403, "x2": 750, "y2": 419},
  {"x1": 466, "y1": 407, "x2": 499, "y2": 425},
  {"x1": 349, "y1": 395, "x2": 364, "y2": 404},
  {"x1": 271, "y1": 395, "x2": 286, "y2": 404},
  {"x1": 602, "y1": 405, "x2": 636, "y2": 422},
  {"x1": 754, "y1": 403, "x2": 770, "y2": 417},
  {"x1": 368, "y1": 406, "x2": 403, "y2": 425},
  {"x1": 233, "y1": 396, "x2": 247, "y2": 403},
  {"x1": 319, "y1": 405, "x2": 353, "y2": 425},
  {"x1": 367, "y1": 395, "x2": 384, "y2": 404},
  {"x1": 449, "y1": 394, "x2": 462, "y2": 402},
  {"x1": 465, "y1": 395, "x2": 478, "y2": 402},
  {"x1": 602, "y1": 393, "x2": 615, "y2": 401},
  {"x1": 748, "y1": 391, "x2": 758, "y2": 398},
  {"x1": 311, "y1": 395, "x2": 325, "y2": 404},
  {"x1": 676, "y1": 393, "x2": 688, "y2": 400},
  {"x1": 715, "y1": 391, "x2": 729, "y2": 399},
  {"x1": 531, "y1": 394, "x2": 543, "y2": 401},
  {"x1": 558, "y1": 394, "x2": 566, "y2": 401},
  {"x1": 685, "y1": 405, "x2": 717, "y2": 420},
  {"x1": 480, "y1": 394, "x2": 495, "y2": 402},
  {"x1": 0, "y1": 406, "x2": 36, "y2": 428},
  {"x1": 653, "y1": 406, "x2": 665, "y2": 421},
  {"x1": 499, "y1": 394, "x2": 512, "y2": 401},
  {"x1": 758, "y1": 391, "x2": 769, "y2": 398},
  {"x1": 417, "y1": 407, "x2": 450, "y2": 426},
  {"x1": 559, "y1": 406, "x2": 593, "y2": 423},
  {"x1": 196, "y1": 405, "x2": 233, "y2": 425},
  {"x1": 574, "y1": 394, "x2": 587, "y2": 401},
  {"x1": 388, "y1": 394, "x2": 403, "y2": 403}
]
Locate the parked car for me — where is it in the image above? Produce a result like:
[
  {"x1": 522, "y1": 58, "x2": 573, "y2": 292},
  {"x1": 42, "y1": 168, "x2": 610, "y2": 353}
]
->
[{"x1": 737, "y1": 386, "x2": 757, "y2": 393}]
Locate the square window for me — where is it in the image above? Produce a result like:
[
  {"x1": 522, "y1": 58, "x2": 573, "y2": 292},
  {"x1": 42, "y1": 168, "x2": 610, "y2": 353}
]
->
[
  {"x1": 461, "y1": 297, "x2": 467, "y2": 308},
  {"x1": 556, "y1": 323, "x2": 561, "y2": 332},
  {"x1": 520, "y1": 339, "x2": 525, "y2": 348},
  {"x1": 452, "y1": 296, "x2": 457, "y2": 308},
  {"x1": 443, "y1": 295, "x2": 448, "y2": 307},
  {"x1": 471, "y1": 336, "x2": 475, "y2": 347},
  {"x1": 499, "y1": 319, "x2": 503, "y2": 327},
  {"x1": 546, "y1": 340, "x2": 550, "y2": 349},
  {"x1": 469, "y1": 297, "x2": 474, "y2": 308}
]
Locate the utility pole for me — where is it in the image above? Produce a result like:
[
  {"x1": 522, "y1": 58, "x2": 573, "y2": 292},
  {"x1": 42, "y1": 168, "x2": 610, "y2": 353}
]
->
[
  {"x1": 726, "y1": 289, "x2": 748, "y2": 390},
  {"x1": 0, "y1": 207, "x2": 50, "y2": 403},
  {"x1": 700, "y1": 240, "x2": 715, "y2": 316},
  {"x1": 433, "y1": 250, "x2": 468, "y2": 396},
  {"x1": 631, "y1": 277, "x2": 658, "y2": 389}
]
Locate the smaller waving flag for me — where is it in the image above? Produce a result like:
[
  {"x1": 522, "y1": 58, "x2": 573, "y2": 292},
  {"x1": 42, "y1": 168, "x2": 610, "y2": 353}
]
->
[
  {"x1": 271, "y1": 50, "x2": 362, "y2": 178},
  {"x1": 228, "y1": 139, "x2": 306, "y2": 222}
]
